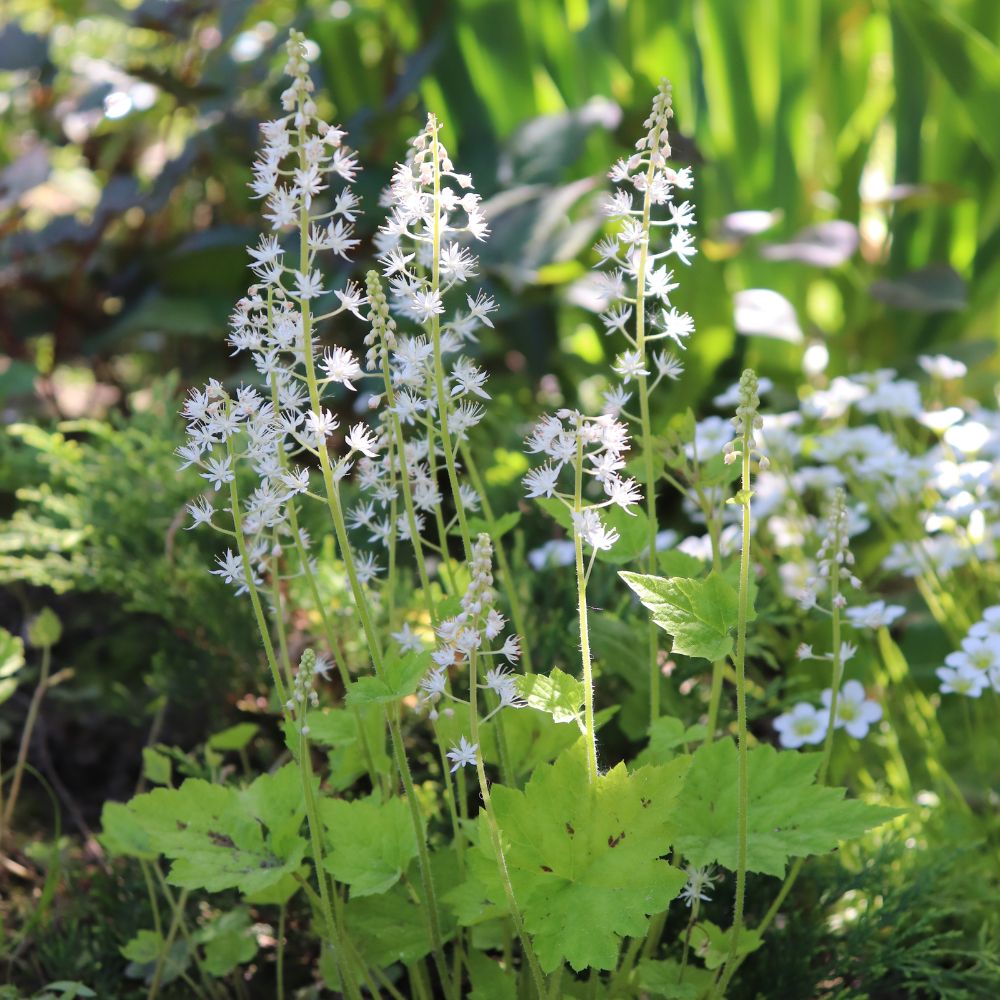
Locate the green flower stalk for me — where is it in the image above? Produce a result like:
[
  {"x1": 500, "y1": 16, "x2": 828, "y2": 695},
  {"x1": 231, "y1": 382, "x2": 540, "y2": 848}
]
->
[
  {"x1": 718, "y1": 369, "x2": 764, "y2": 993},
  {"x1": 523, "y1": 410, "x2": 644, "y2": 783},
  {"x1": 594, "y1": 78, "x2": 697, "y2": 723}
]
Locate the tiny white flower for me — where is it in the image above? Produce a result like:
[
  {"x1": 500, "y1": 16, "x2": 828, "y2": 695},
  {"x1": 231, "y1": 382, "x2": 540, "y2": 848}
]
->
[
  {"x1": 446, "y1": 736, "x2": 479, "y2": 772},
  {"x1": 346, "y1": 422, "x2": 379, "y2": 458},
  {"x1": 201, "y1": 456, "x2": 234, "y2": 490},
  {"x1": 294, "y1": 268, "x2": 325, "y2": 300},
  {"x1": 393, "y1": 623, "x2": 426, "y2": 654},
  {"x1": 613, "y1": 350, "x2": 650, "y2": 383},
  {"x1": 821, "y1": 681, "x2": 882, "y2": 739},
  {"x1": 523, "y1": 464, "x2": 561, "y2": 499},
  {"x1": 186, "y1": 496, "x2": 215, "y2": 528},
  {"x1": 845, "y1": 600, "x2": 906, "y2": 630},
  {"x1": 936, "y1": 665, "x2": 988, "y2": 697},
  {"x1": 773, "y1": 702, "x2": 828, "y2": 749}
]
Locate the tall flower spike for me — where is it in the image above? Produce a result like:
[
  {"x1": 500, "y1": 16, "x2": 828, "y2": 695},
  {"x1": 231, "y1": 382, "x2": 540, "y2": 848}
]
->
[
  {"x1": 373, "y1": 114, "x2": 494, "y2": 564},
  {"x1": 596, "y1": 78, "x2": 696, "y2": 724},
  {"x1": 183, "y1": 29, "x2": 371, "y2": 596}
]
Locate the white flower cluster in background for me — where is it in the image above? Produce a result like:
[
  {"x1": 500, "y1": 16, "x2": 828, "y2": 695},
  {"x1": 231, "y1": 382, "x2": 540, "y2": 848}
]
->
[
  {"x1": 774, "y1": 680, "x2": 882, "y2": 748},
  {"x1": 937, "y1": 606, "x2": 1000, "y2": 698}
]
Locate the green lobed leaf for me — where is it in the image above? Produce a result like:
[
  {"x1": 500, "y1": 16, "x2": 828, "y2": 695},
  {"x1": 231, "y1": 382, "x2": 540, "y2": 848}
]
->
[
  {"x1": 515, "y1": 667, "x2": 584, "y2": 724},
  {"x1": 105, "y1": 763, "x2": 308, "y2": 895},
  {"x1": 689, "y1": 919, "x2": 763, "y2": 971},
  {"x1": 637, "y1": 959, "x2": 715, "y2": 999},
  {"x1": 141, "y1": 747, "x2": 171, "y2": 786},
  {"x1": 636, "y1": 717, "x2": 707, "y2": 767},
  {"x1": 466, "y1": 511, "x2": 521, "y2": 541},
  {"x1": 207, "y1": 722, "x2": 259, "y2": 751},
  {"x1": 669, "y1": 739, "x2": 901, "y2": 877},
  {"x1": 197, "y1": 908, "x2": 258, "y2": 976},
  {"x1": 320, "y1": 794, "x2": 417, "y2": 897},
  {"x1": 620, "y1": 571, "x2": 749, "y2": 661},
  {"x1": 345, "y1": 648, "x2": 430, "y2": 707},
  {"x1": 470, "y1": 742, "x2": 689, "y2": 972}
]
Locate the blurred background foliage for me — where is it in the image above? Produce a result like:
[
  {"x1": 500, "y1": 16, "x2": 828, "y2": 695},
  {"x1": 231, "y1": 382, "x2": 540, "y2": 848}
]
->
[{"x1": 2, "y1": 0, "x2": 998, "y2": 412}]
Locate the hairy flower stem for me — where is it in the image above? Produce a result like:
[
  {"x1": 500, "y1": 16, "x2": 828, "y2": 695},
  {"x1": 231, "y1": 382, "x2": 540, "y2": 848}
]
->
[
  {"x1": 635, "y1": 116, "x2": 664, "y2": 724},
  {"x1": 225, "y1": 445, "x2": 288, "y2": 710},
  {"x1": 225, "y1": 449, "x2": 361, "y2": 995},
  {"x1": 370, "y1": 288, "x2": 436, "y2": 612},
  {"x1": 298, "y1": 728, "x2": 362, "y2": 1000},
  {"x1": 703, "y1": 513, "x2": 726, "y2": 741},
  {"x1": 716, "y1": 430, "x2": 753, "y2": 996},
  {"x1": 574, "y1": 428, "x2": 600, "y2": 784},
  {"x1": 294, "y1": 121, "x2": 455, "y2": 1000},
  {"x1": 719, "y1": 576, "x2": 844, "y2": 991},
  {"x1": 428, "y1": 116, "x2": 473, "y2": 564},
  {"x1": 467, "y1": 651, "x2": 547, "y2": 998},
  {"x1": 460, "y1": 443, "x2": 534, "y2": 673}
]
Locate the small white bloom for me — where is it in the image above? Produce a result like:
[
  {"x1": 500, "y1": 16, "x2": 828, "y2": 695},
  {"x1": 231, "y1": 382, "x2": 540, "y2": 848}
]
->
[
  {"x1": 844, "y1": 600, "x2": 905, "y2": 630},
  {"x1": 446, "y1": 736, "x2": 479, "y2": 772},
  {"x1": 523, "y1": 464, "x2": 561, "y2": 499},
  {"x1": 201, "y1": 456, "x2": 234, "y2": 490},
  {"x1": 186, "y1": 496, "x2": 215, "y2": 528},
  {"x1": 773, "y1": 702, "x2": 828, "y2": 749},
  {"x1": 393, "y1": 623, "x2": 427, "y2": 654},
  {"x1": 936, "y1": 665, "x2": 988, "y2": 697},
  {"x1": 613, "y1": 350, "x2": 650, "y2": 383},
  {"x1": 346, "y1": 422, "x2": 379, "y2": 458},
  {"x1": 321, "y1": 347, "x2": 363, "y2": 390},
  {"x1": 820, "y1": 681, "x2": 882, "y2": 739}
]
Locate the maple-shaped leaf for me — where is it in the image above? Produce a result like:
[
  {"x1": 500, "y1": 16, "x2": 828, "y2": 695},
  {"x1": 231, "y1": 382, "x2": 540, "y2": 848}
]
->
[
  {"x1": 620, "y1": 571, "x2": 752, "y2": 661},
  {"x1": 320, "y1": 794, "x2": 417, "y2": 896},
  {"x1": 669, "y1": 739, "x2": 901, "y2": 877},
  {"x1": 515, "y1": 667, "x2": 584, "y2": 725},
  {"x1": 107, "y1": 763, "x2": 308, "y2": 895},
  {"x1": 471, "y1": 742, "x2": 689, "y2": 972},
  {"x1": 346, "y1": 648, "x2": 430, "y2": 706}
]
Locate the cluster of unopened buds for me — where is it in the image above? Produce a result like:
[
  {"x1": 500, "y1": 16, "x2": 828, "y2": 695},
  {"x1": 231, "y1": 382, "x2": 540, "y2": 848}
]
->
[
  {"x1": 723, "y1": 369, "x2": 769, "y2": 470},
  {"x1": 417, "y1": 536, "x2": 525, "y2": 770},
  {"x1": 288, "y1": 649, "x2": 321, "y2": 735}
]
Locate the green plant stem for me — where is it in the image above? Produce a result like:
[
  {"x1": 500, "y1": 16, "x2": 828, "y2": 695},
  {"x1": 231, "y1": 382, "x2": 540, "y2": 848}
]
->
[
  {"x1": 467, "y1": 652, "x2": 546, "y2": 998},
  {"x1": 703, "y1": 510, "x2": 726, "y2": 742},
  {"x1": 678, "y1": 896, "x2": 703, "y2": 982},
  {"x1": 428, "y1": 116, "x2": 473, "y2": 563},
  {"x1": 225, "y1": 445, "x2": 354, "y2": 995},
  {"x1": 573, "y1": 429, "x2": 599, "y2": 785},
  {"x1": 460, "y1": 443, "x2": 533, "y2": 673},
  {"x1": 293, "y1": 104, "x2": 454, "y2": 1000},
  {"x1": 140, "y1": 860, "x2": 163, "y2": 939},
  {"x1": 296, "y1": 726, "x2": 359, "y2": 996},
  {"x1": 2, "y1": 642, "x2": 52, "y2": 840},
  {"x1": 224, "y1": 444, "x2": 288, "y2": 709},
  {"x1": 818, "y1": 590, "x2": 843, "y2": 786},
  {"x1": 376, "y1": 334, "x2": 436, "y2": 610},
  {"x1": 716, "y1": 440, "x2": 753, "y2": 997},
  {"x1": 276, "y1": 903, "x2": 286, "y2": 1000},
  {"x1": 147, "y1": 888, "x2": 188, "y2": 1000}
]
